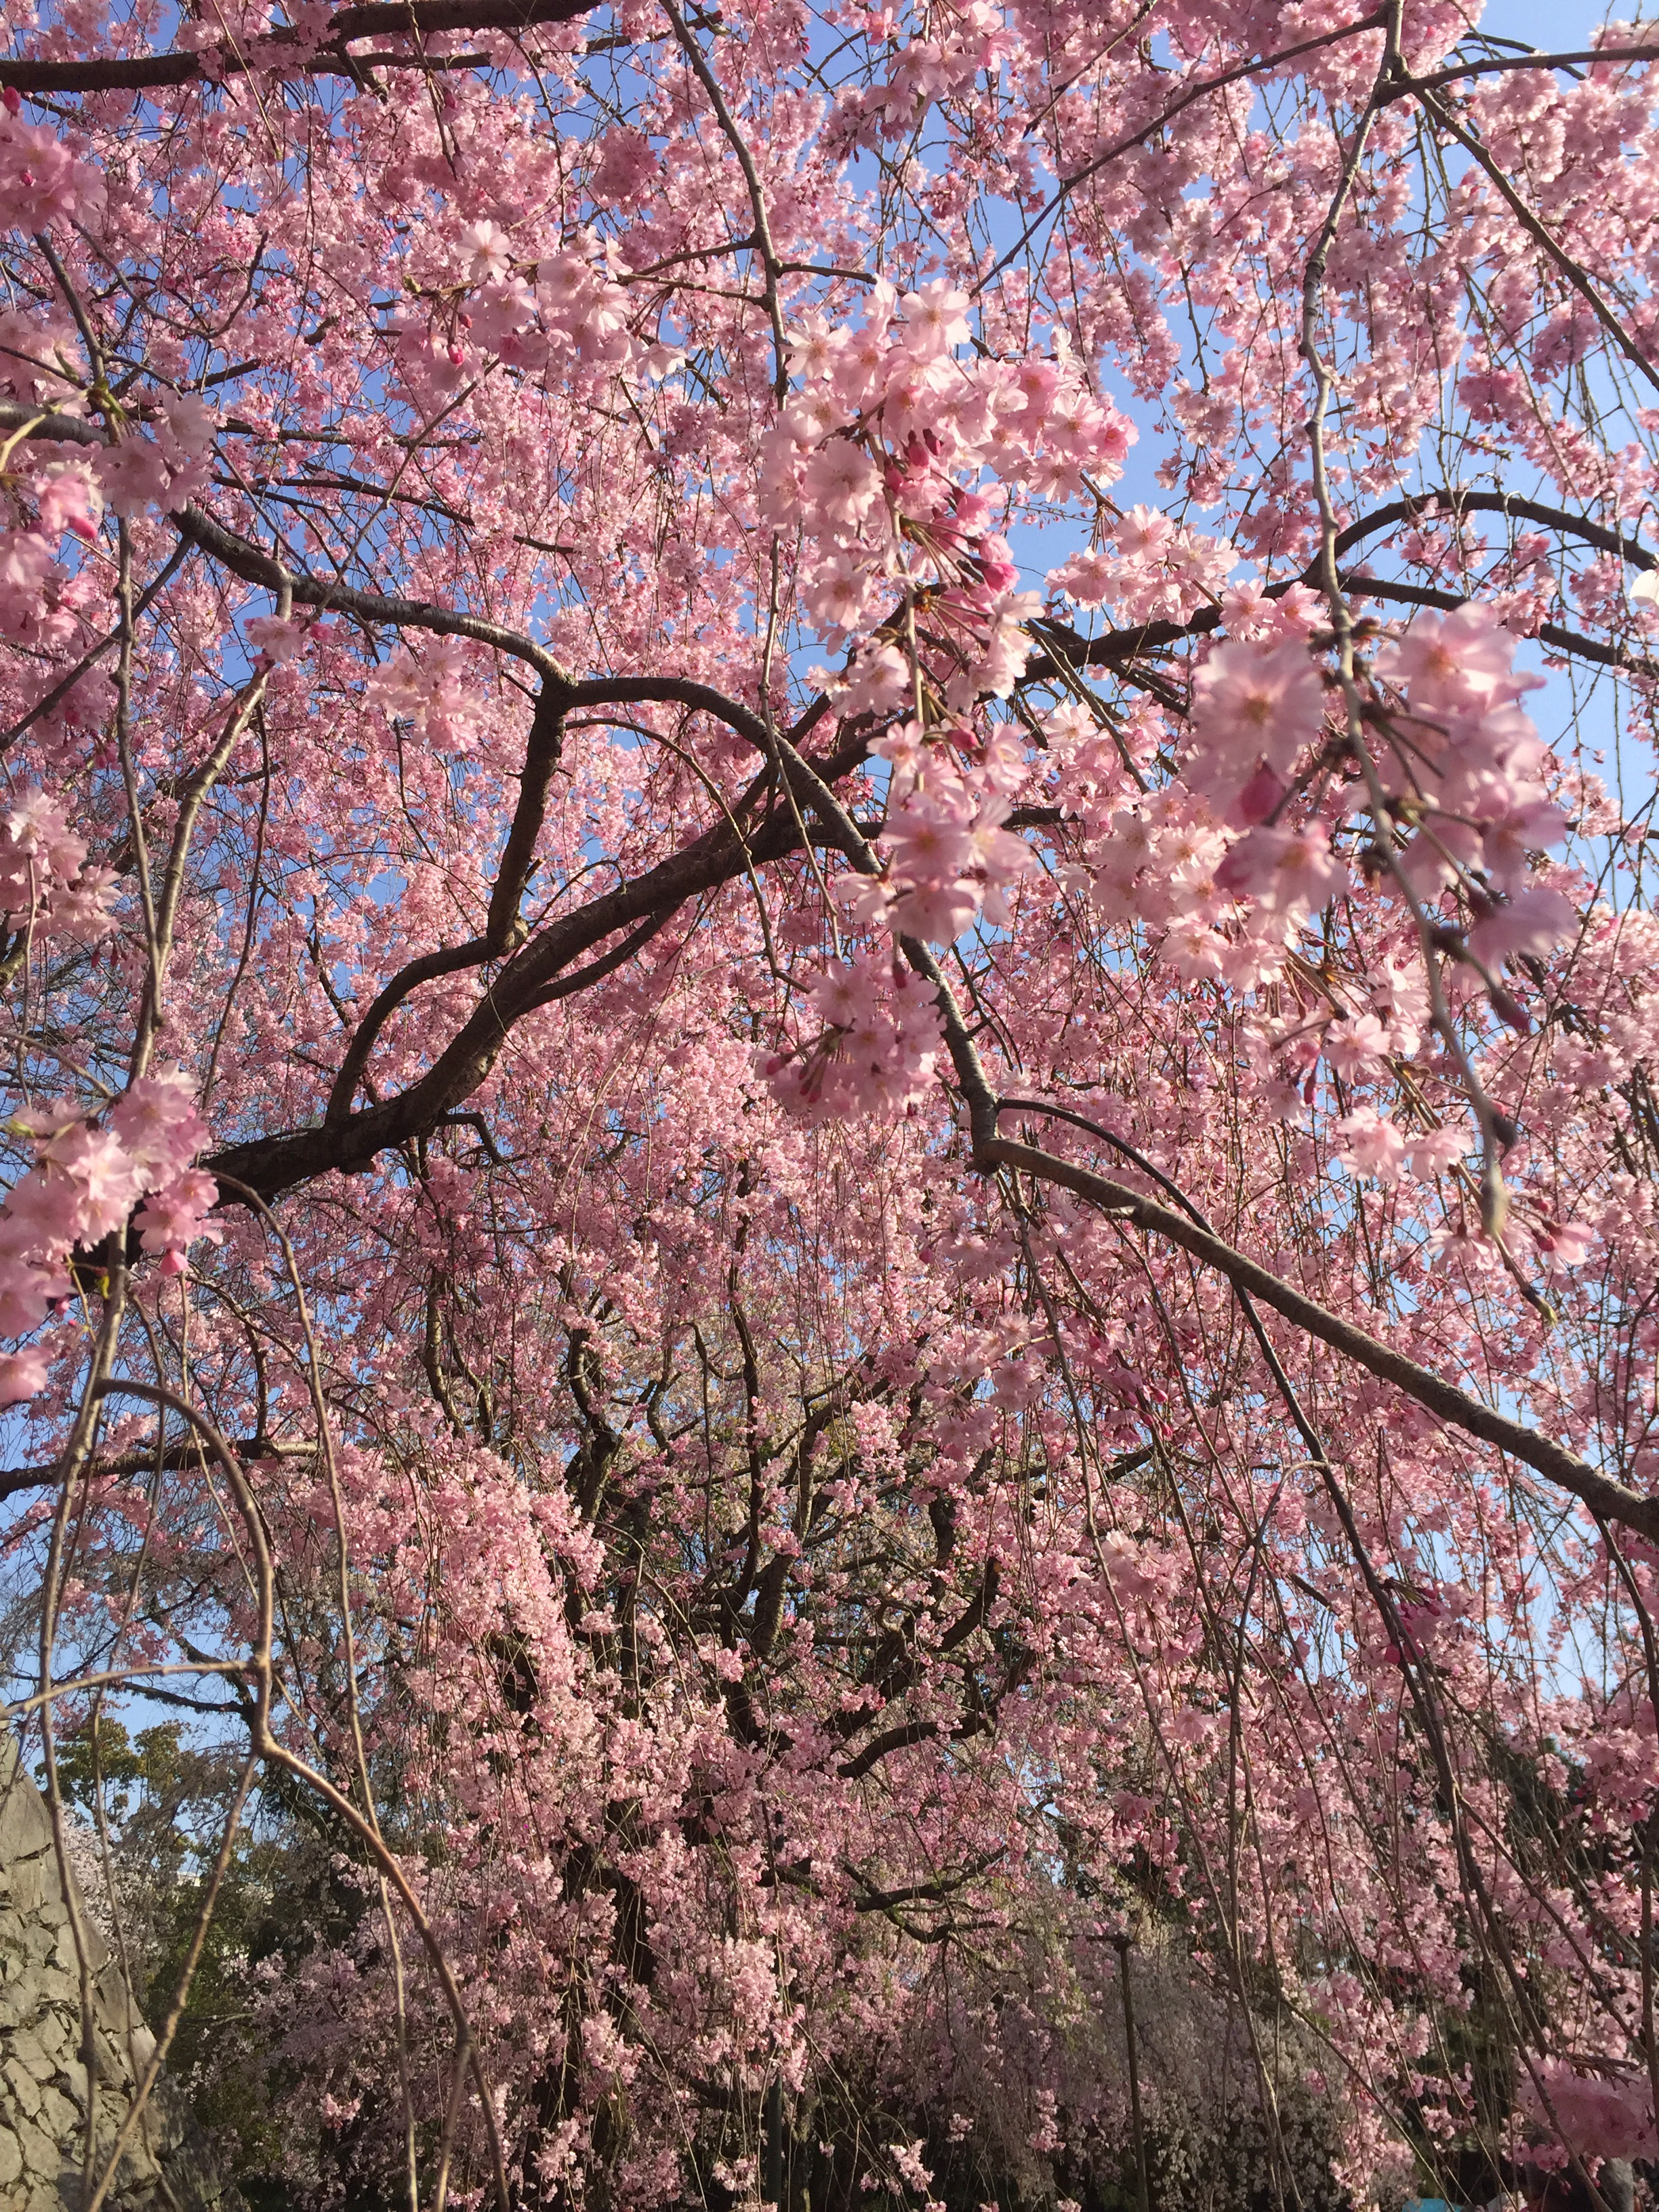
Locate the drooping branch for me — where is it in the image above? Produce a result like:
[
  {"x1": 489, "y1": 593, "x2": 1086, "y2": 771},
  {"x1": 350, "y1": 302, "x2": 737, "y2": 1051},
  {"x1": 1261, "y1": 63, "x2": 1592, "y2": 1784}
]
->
[
  {"x1": 1330, "y1": 487, "x2": 1656, "y2": 573},
  {"x1": 762, "y1": 727, "x2": 1659, "y2": 1548},
  {"x1": 979, "y1": 1132, "x2": 1659, "y2": 1545},
  {"x1": 979, "y1": 9, "x2": 1391, "y2": 291},
  {"x1": 1021, "y1": 487, "x2": 1659, "y2": 688},
  {"x1": 0, "y1": 417, "x2": 569, "y2": 674},
  {"x1": 178, "y1": 508, "x2": 568, "y2": 676},
  {"x1": 1412, "y1": 80, "x2": 1659, "y2": 397},
  {"x1": 1343, "y1": 575, "x2": 1659, "y2": 676}
]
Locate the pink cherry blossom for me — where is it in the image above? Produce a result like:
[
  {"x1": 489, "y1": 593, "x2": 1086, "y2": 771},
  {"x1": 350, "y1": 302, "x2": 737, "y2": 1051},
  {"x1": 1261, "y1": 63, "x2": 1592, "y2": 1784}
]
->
[
  {"x1": 1214, "y1": 821, "x2": 1348, "y2": 919},
  {"x1": 898, "y1": 283, "x2": 970, "y2": 359},
  {"x1": 802, "y1": 438, "x2": 883, "y2": 529},
  {"x1": 1333, "y1": 1105, "x2": 1407, "y2": 1184},
  {"x1": 0, "y1": 1347, "x2": 47, "y2": 1407}
]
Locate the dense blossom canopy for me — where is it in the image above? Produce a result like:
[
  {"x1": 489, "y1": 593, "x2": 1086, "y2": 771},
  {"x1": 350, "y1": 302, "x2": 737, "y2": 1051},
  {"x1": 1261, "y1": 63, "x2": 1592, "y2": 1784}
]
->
[{"x1": 5, "y1": 0, "x2": 1659, "y2": 2203}]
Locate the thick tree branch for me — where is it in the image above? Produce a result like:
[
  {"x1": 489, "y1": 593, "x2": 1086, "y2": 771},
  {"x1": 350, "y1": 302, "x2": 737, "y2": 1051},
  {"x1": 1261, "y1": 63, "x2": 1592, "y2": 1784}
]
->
[
  {"x1": 1023, "y1": 565, "x2": 1659, "y2": 687},
  {"x1": 206, "y1": 729, "x2": 868, "y2": 1199},
  {"x1": 178, "y1": 508, "x2": 567, "y2": 676},
  {"x1": 1344, "y1": 575, "x2": 1659, "y2": 676},
  {"x1": 1393, "y1": 45, "x2": 1659, "y2": 98},
  {"x1": 0, "y1": 1435, "x2": 309, "y2": 1501},
  {"x1": 758, "y1": 737, "x2": 1659, "y2": 1546},
  {"x1": 1330, "y1": 487, "x2": 1656, "y2": 573},
  {"x1": 978, "y1": 1134, "x2": 1659, "y2": 1545},
  {"x1": 325, "y1": 682, "x2": 569, "y2": 1123},
  {"x1": 0, "y1": 0, "x2": 594, "y2": 94}
]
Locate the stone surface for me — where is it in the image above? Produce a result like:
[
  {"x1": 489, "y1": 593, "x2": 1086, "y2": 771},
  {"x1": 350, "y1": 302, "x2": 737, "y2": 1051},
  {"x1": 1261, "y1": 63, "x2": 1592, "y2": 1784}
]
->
[{"x1": 0, "y1": 1744, "x2": 232, "y2": 2212}]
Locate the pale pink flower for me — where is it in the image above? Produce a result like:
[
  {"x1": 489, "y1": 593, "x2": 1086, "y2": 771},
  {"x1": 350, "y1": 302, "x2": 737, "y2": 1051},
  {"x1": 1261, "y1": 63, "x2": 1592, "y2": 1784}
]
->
[
  {"x1": 42, "y1": 1123, "x2": 145, "y2": 1241},
  {"x1": 1333, "y1": 1105, "x2": 1407, "y2": 1184},
  {"x1": 246, "y1": 614, "x2": 306, "y2": 663},
  {"x1": 0, "y1": 1254, "x2": 63, "y2": 1337},
  {"x1": 1406, "y1": 1126, "x2": 1467, "y2": 1179},
  {"x1": 96, "y1": 436, "x2": 173, "y2": 518},
  {"x1": 135, "y1": 1169, "x2": 222, "y2": 1272},
  {"x1": 888, "y1": 877, "x2": 979, "y2": 943},
  {"x1": 802, "y1": 439, "x2": 882, "y2": 527},
  {"x1": 884, "y1": 793, "x2": 978, "y2": 886},
  {"x1": 460, "y1": 220, "x2": 514, "y2": 283},
  {"x1": 1466, "y1": 884, "x2": 1577, "y2": 966},
  {"x1": 110, "y1": 1067, "x2": 207, "y2": 1181},
  {"x1": 159, "y1": 390, "x2": 216, "y2": 464},
  {"x1": 897, "y1": 281, "x2": 970, "y2": 359},
  {"x1": 804, "y1": 554, "x2": 876, "y2": 641},
  {"x1": 590, "y1": 128, "x2": 655, "y2": 205},
  {"x1": 0, "y1": 1348, "x2": 47, "y2": 1408},
  {"x1": 1216, "y1": 823, "x2": 1347, "y2": 918},
  {"x1": 1372, "y1": 603, "x2": 1540, "y2": 713},
  {"x1": 1190, "y1": 639, "x2": 1326, "y2": 780}
]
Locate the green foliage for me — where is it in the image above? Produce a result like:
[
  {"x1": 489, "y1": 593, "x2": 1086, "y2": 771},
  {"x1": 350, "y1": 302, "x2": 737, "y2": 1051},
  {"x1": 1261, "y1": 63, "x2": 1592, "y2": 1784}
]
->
[{"x1": 40, "y1": 1717, "x2": 298, "y2": 2194}]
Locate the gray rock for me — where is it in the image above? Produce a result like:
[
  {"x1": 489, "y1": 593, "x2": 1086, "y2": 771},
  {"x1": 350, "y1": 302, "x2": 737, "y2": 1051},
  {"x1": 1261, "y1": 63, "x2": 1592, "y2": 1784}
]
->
[{"x1": 0, "y1": 1744, "x2": 236, "y2": 2212}]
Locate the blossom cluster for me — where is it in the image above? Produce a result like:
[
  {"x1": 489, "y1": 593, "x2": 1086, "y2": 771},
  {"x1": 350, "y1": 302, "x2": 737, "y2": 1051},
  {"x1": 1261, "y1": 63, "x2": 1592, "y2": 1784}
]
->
[
  {"x1": 0, "y1": 1068, "x2": 221, "y2": 1408},
  {"x1": 390, "y1": 237, "x2": 655, "y2": 412},
  {"x1": 764, "y1": 283, "x2": 1132, "y2": 693},
  {"x1": 1145, "y1": 599, "x2": 1575, "y2": 993},
  {"x1": 0, "y1": 94, "x2": 104, "y2": 234},
  {"x1": 1049, "y1": 504, "x2": 1235, "y2": 627},
  {"x1": 0, "y1": 460, "x2": 101, "y2": 650},
  {"x1": 0, "y1": 787, "x2": 115, "y2": 945},
  {"x1": 365, "y1": 637, "x2": 485, "y2": 743},
  {"x1": 760, "y1": 948, "x2": 943, "y2": 1121},
  {"x1": 844, "y1": 720, "x2": 1031, "y2": 945},
  {"x1": 1370, "y1": 603, "x2": 1574, "y2": 966}
]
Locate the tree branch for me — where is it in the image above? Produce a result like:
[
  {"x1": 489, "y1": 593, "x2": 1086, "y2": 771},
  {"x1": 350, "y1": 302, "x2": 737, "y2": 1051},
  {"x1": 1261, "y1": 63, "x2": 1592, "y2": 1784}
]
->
[
  {"x1": 0, "y1": 0, "x2": 594, "y2": 94},
  {"x1": 977, "y1": 1133, "x2": 1659, "y2": 1544}
]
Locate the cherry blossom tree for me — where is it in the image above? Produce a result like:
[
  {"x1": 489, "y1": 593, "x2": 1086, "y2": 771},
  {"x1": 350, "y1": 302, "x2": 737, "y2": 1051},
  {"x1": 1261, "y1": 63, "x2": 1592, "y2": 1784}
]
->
[{"x1": 7, "y1": 0, "x2": 1659, "y2": 2202}]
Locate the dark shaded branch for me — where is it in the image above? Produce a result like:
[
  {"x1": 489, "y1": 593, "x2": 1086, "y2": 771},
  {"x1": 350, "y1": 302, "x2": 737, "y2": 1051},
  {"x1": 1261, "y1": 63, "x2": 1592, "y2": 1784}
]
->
[
  {"x1": 1024, "y1": 568, "x2": 1659, "y2": 687},
  {"x1": 205, "y1": 730, "x2": 867, "y2": 1201},
  {"x1": 436, "y1": 1111, "x2": 506, "y2": 1164},
  {"x1": 323, "y1": 935, "x2": 493, "y2": 1127},
  {"x1": 1343, "y1": 574, "x2": 1659, "y2": 676},
  {"x1": 838, "y1": 1721, "x2": 940, "y2": 1780},
  {"x1": 178, "y1": 508, "x2": 565, "y2": 674},
  {"x1": 0, "y1": 1436, "x2": 309, "y2": 1502},
  {"x1": 1, "y1": 0, "x2": 594, "y2": 93},
  {"x1": 516, "y1": 910, "x2": 669, "y2": 1012},
  {"x1": 325, "y1": 681, "x2": 568, "y2": 1123},
  {"x1": 977, "y1": 1134, "x2": 1659, "y2": 1544},
  {"x1": 1393, "y1": 44, "x2": 1659, "y2": 97},
  {"x1": 0, "y1": 403, "x2": 103, "y2": 449},
  {"x1": 567, "y1": 674, "x2": 773, "y2": 753},
  {"x1": 320, "y1": 674, "x2": 782, "y2": 1122},
  {"x1": 838, "y1": 1712, "x2": 991, "y2": 1782},
  {"x1": 1331, "y1": 487, "x2": 1656, "y2": 572},
  {"x1": 937, "y1": 1555, "x2": 999, "y2": 1653},
  {"x1": 848, "y1": 1850, "x2": 1005, "y2": 1912},
  {"x1": 484, "y1": 684, "x2": 567, "y2": 947}
]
